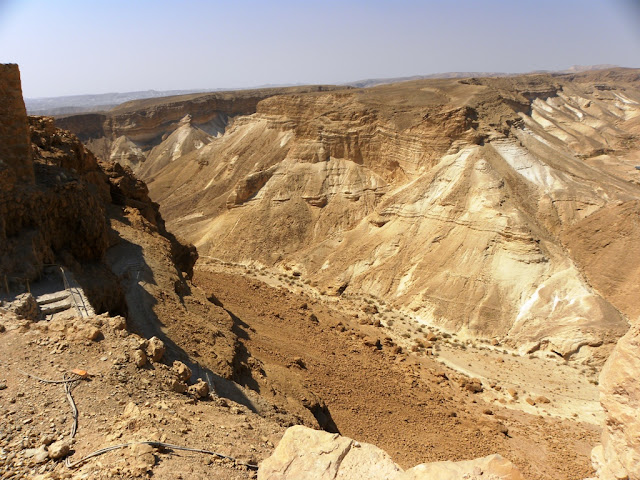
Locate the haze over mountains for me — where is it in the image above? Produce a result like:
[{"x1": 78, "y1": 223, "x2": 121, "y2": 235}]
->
[{"x1": 26, "y1": 65, "x2": 620, "y2": 116}]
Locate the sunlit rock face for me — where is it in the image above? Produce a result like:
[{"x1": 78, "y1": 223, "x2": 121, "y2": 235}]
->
[
  {"x1": 258, "y1": 425, "x2": 525, "y2": 480},
  {"x1": 591, "y1": 322, "x2": 640, "y2": 480},
  {"x1": 74, "y1": 69, "x2": 640, "y2": 361}
]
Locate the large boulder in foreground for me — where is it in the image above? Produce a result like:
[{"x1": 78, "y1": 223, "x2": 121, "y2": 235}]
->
[
  {"x1": 258, "y1": 425, "x2": 524, "y2": 480},
  {"x1": 592, "y1": 322, "x2": 640, "y2": 480}
]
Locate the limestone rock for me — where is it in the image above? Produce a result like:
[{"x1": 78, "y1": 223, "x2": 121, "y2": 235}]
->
[
  {"x1": 5, "y1": 293, "x2": 39, "y2": 321},
  {"x1": 401, "y1": 454, "x2": 524, "y2": 480},
  {"x1": 146, "y1": 336, "x2": 165, "y2": 362},
  {"x1": 134, "y1": 73, "x2": 640, "y2": 364},
  {"x1": 258, "y1": 425, "x2": 524, "y2": 480},
  {"x1": 86, "y1": 326, "x2": 102, "y2": 341},
  {"x1": 24, "y1": 445, "x2": 49, "y2": 464},
  {"x1": 592, "y1": 322, "x2": 640, "y2": 480},
  {"x1": 171, "y1": 360, "x2": 192, "y2": 382},
  {"x1": 48, "y1": 440, "x2": 71, "y2": 460},
  {"x1": 127, "y1": 443, "x2": 156, "y2": 476},
  {"x1": 258, "y1": 425, "x2": 400, "y2": 480},
  {"x1": 109, "y1": 315, "x2": 127, "y2": 330},
  {"x1": 188, "y1": 378, "x2": 210, "y2": 399},
  {"x1": 167, "y1": 378, "x2": 187, "y2": 393},
  {"x1": 132, "y1": 349, "x2": 147, "y2": 368}
]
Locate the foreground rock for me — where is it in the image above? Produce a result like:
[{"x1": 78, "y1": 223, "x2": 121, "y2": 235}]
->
[
  {"x1": 258, "y1": 425, "x2": 524, "y2": 480},
  {"x1": 591, "y1": 322, "x2": 640, "y2": 480}
]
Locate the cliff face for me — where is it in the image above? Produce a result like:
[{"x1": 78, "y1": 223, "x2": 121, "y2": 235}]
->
[
  {"x1": 592, "y1": 321, "x2": 640, "y2": 480},
  {"x1": 0, "y1": 76, "x2": 110, "y2": 281},
  {"x1": 137, "y1": 70, "x2": 640, "y2": 362},
  {"x1": 56, "y1": 85, "x2": 349, "y2": 173},
  {"x1": 0, "y1": 64, "x2": 33, "y2": 186},
  {"x1": 0, "y1": 65, "x2": 196, "y2": 302},
  {"x1": 0, "y1": 64, "x2": 242, "y2": 383}
]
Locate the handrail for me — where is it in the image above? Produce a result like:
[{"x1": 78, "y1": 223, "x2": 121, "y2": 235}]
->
[
  {"x1": 4, "y1": 263, "x2": 92, "y2": 318},
  {"x1": 60, "y1": 267, "x2": 84, "y2": 318}
]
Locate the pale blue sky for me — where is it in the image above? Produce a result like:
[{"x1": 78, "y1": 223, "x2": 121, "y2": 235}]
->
[{"x1": 1, "y1": 0, "x2": 639, "y2": 98}]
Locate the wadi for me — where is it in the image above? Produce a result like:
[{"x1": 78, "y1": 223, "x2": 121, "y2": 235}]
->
[{"x1": 1, "y1": 63, "x2": 639, "y2": 480}]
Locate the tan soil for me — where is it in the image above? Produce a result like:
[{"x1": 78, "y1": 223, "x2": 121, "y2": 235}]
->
[
  {"x1": 193, "y1": 266, "x2": 600, "y2": 480},
  {"x1": 0, "y1": 310, "x2": 284, "y2": 480}
]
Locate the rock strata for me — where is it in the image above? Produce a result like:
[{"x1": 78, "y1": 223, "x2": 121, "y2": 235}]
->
[
  {"x1": 591, "y1": 322, "x2": 640, "y2": 480},
  {"x1": 142, "y1": 71, "x2": 640, "y2": 362}
]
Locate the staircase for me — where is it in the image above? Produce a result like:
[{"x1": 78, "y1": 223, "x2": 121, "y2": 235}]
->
[
  {"x1": 32, "y1": 267, "x2": 94, "y2": 319},
  {"x1": 36, "y1": 291, "x2": 73, "y2": 316}
]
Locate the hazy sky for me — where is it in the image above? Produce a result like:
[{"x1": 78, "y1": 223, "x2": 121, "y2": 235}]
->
[{"x1": 1, "y1": 0, "x2": 639, "y2": 98}]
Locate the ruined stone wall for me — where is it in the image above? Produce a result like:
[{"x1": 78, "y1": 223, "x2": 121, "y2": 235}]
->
[{"x1": 0, "y1": 64, "x2": 33, "y2": 185}]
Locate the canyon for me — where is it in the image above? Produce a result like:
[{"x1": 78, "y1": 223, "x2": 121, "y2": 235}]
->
[
  {"x1": 60, "y1": 68, "x2": 640, "y2": 364},
  {"x1": 2, "y1": 63, "x2": 640, "y2": 480}
]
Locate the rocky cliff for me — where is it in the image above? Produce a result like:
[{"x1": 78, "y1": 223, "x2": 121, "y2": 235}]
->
[
  {"x1": 125, "y1": 69, "x2": 640, "y2": 362},
  {"x1": 591, "y1": 320, "x2": 640, "y2": 480},
  {"x1": 56, "y1": 85, "x2": 349, "y2": 173},
  {"x1": 0, "y1": 64, "x2": 33, "y2": 186}
]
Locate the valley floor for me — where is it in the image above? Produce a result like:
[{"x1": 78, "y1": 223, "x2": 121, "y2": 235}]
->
[
  {"x1": 193, "y1": 263, "x2": 600, "y2": 480},
  {"x1": 0, "y1": 261, "x2": 601, "y2": 480}
]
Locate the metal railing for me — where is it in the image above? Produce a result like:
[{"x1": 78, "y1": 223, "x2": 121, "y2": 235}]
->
[
  {"x1": 59, "y1": 266, "x2": 84, "y2": 318},
  {"x1": 2, "y1": 264, "x2": 91, "y2": 318}
]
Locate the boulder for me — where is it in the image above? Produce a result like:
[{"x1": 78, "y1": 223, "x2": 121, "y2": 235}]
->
[
  {"x1": 592, "y1": 322, "x2": 640, "y2": 480},
  {"x1": 48, "y1": 440, "x2": 71, "y2": 460},
  {"x1": 167, "y1": 378, "x2": 187, "y2": 393},
  {"x1": 145, "y1": 336, "x2": 165, "y2": 362},
  {"x1": 258, "y1": 425, "x2": 400, "y2": 480},
  {"x1": 132, "y1": 349, "x2": 147, "y2": 368},
  {"x1": 401, "y1": 454, "x2": 524, "y2": 480},
  {"x1": 171, "y1": 360, "x2": 192, "y2": 381},
  {"x1": 188, "y1": 379, "x2": 210, "y2": 399},
  {"x1": 258, "y1": 425, "x2": 523, "y2": 480}
]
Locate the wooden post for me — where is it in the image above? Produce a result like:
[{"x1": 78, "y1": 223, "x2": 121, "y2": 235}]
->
[{"x1": 3, "y1": 276, "x2": 9, "y2": 295}]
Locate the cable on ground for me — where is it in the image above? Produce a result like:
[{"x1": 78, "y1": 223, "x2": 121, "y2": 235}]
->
[
  {"x1": 18, "y1": 368, "x2": 259, "y2": 471},
  {"x1": 65, "y1": 441, "x2": 258, "y2": 470}
]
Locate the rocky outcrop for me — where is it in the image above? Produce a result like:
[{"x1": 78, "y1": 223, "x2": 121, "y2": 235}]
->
[
  {"x1": 258, "y1": 425, "x2": 524, "y2": 480},
  {"x1": 0, "y1": 64, "x2": 33, "y2": 186},
  {"x1": 0, "y1": 64, "x2": 198, "y2": 306},
  {"x1": 56, "y1": 85, "x2": 348, "y2": 174},
  {"x1": 591, "y1": 322, "x2": 640, "y2": 480}
]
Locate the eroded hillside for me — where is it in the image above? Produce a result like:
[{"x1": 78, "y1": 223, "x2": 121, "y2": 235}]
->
[
  {"x1": 5, "y1": 63, "x2": 640, "y2": 480},
  {"x1": 67, "y1": 69, "x2": 640, "y2": 363}
]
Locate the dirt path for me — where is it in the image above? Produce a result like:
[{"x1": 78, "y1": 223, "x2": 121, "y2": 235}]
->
[{"x1": 194, "y1": 267, "x2": 600, "y2": 480}]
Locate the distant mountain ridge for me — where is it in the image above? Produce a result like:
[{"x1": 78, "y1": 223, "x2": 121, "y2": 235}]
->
[
  {"x1": 346, "y1": 64, "x2": 620, "y2": 88},
  {"x1": 26, "y1": 65, "x2": 621, "y2": 116},
  {"x1": 24, "y1": 88, "x2": 219, "y2": 116}
]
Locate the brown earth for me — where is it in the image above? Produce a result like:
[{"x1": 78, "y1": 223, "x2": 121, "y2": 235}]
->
[
  {"x1": 0, "y1": 64, "x2": 634, "y2": 480},
  {"x1": 0, "y1": 309, "x2": 284, "y2": 480},
  {"x1": 192, "y1": 267, "x2": 600, "y2": 480}
]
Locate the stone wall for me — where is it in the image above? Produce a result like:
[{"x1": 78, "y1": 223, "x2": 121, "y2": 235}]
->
[{"x1": 0, "y1": 64, "x2": 33, "y2": 185}]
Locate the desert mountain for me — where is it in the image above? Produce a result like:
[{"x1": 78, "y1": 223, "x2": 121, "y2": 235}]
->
[
  {"x1": 0, "y1": 64, "x2": 593, "y2": 480},
  {"x1": 61, "y1": 68, "x2": 640, "y2": 363},
  {"x1": 4, "y1": 63, "x2": 640, "y2": 480}
]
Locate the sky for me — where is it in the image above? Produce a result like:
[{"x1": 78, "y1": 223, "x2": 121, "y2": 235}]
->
[{"x1": 1, "y1": 0, "x2": 639, "y2": 98}]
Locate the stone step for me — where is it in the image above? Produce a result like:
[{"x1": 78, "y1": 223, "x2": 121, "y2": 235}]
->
[
  {"x1": 40, "y1": 298, "x2": 73, "y2": 315},
  {"x1": 36, "y1": 291, "x2": 69, "y2": 306}
]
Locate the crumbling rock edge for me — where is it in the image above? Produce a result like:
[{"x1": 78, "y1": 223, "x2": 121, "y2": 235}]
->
[{"x1": 258, "y1": 425, "x2": 524, "y2": 480}]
